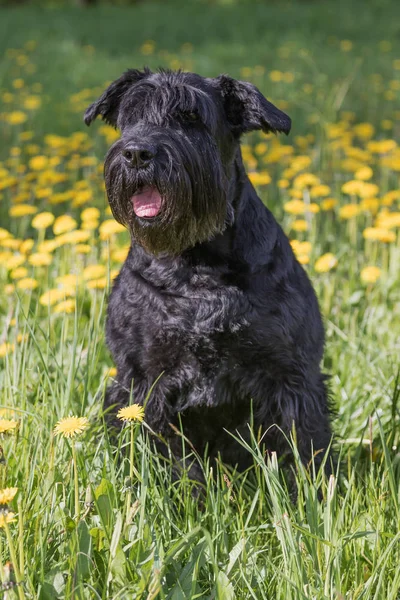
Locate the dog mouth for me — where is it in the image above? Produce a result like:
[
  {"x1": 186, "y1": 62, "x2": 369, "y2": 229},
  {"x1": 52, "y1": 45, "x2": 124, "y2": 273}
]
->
[{"x1": 131, "y1": 186, "x2": 163, "y2": 218}]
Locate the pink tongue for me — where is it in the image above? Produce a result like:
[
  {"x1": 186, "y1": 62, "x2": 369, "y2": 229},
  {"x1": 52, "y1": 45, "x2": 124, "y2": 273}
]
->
[{"x1": 132, "y1": 187, "x2": 162, "y2": 218}]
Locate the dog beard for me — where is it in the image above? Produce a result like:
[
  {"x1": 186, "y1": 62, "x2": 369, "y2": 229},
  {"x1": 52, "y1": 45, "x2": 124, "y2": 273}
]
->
[{"x1": 104, "y1": 132, "x2": 229, "y2": 256}]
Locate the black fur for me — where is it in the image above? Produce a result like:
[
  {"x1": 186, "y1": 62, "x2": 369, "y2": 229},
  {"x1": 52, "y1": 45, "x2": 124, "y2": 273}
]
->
[{"x1": 85, "y1": 69, "x2": 333, "y2": 476}]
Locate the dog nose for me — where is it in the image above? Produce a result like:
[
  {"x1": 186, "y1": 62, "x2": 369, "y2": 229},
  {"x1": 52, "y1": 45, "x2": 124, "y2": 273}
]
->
[{"x1": 122, "y1": 144, "x2": 156, "y2": 168}]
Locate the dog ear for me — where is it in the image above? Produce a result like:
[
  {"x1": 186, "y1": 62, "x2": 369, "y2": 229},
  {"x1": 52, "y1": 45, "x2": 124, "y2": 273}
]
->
[
  {"x1": 215, "y1": 75, "x2": 291, "y2": 136},
  {"x1": 84, "y1": 68, "x2": 150, "y2": 127}
]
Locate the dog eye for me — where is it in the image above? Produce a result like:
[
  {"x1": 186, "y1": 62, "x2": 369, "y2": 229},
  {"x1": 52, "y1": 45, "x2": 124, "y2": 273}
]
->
[{"x1": 181, "y1": 111, "x2": 200, "y2": 123}]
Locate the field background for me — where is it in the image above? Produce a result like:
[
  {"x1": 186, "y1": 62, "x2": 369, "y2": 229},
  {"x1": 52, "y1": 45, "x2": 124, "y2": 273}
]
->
[{"x1": 0, "y1": 0, "x2": 400, "y2": 598}]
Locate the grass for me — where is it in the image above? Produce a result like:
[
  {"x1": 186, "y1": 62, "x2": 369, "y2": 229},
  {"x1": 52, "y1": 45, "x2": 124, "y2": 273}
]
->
[{"x1": 0, "y1": 0, "x2": 400, "y2": 597}]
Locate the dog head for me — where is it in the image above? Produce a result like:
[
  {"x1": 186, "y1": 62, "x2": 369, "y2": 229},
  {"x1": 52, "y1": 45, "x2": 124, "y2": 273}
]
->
[{"x1": 85, "y1": 68, "x2": 291, "y2": 255}]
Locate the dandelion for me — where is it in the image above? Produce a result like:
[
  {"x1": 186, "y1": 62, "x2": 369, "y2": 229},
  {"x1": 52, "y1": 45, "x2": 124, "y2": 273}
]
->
[
  {"x1": 9, "y1": 205, "x2": 37, "y2": 218},
  {"x1": 53, "y1": 299, "x2": 76, "y2": 314},
  {"x1": 18, "y1": 275, "x2": 40, "y2": 291},
  {"x1": 339, "y1": 204, "x2": 361, "y2": 219},
  {"x1": 117, "y1": 404, "x2": 145, "y2": 423},
  {"x1": 0, "y1": 419, "x2": 18, "y2": 433},
  {"x1": 39, "y1": 288, "x2": 69, "y2": 306},
  {"x1": 363, "y1": 227, "x2": 396, "y2": 243},
  {"x1": 99, "y1": 219, "x2": 126, "y2": 239},
  {"x1": 28, "y1": 253, "x2": 52, "y2": 267},
  {"x1": 118, "y1": 404, "x2": 145, "y2": 517},
  {"x1": 81, "y1": 207, "x2": 100, "y2": 221},
  {"x1": 291, "y1": 219, "x2": 308, "y2": 232},
  {"x1": 0, "y1": 488, "x2": 18, "y2": 505},
  {"x1": 355, "y1": 166, "x2": 373, "y2": 181},
  {"x1": 284, "y1": 200, "x2": 306, "y2": 215},
  {"x1": 361, "y1": 266, "x2": 381, "y2": 284},
  {"x1": 83, "y1": 264, "x2": 106, "y2": 281},
  {"x1": 315, "y1": 253, "x2": 338, "y2": 273},
  {"x1": 20, "y1": 239, "x2": 34, "y2": 254},
  {"x1": 6, "y1": 111, "x2": 27, "y2": 125},
  {"x1": 29, "y1": 155, "x2": 48, "y2": 171},
  {"x1": 53, "y1": 215, "x2": 77, "y2": 235},
  {"x1": 31, "y1": 212, "x2": 55, "y2": 230},
  {"x1": 10, "y1": 267, "x2": 28, "y2": 280},
  {"x1": 54, "y1": 416, "x2": 89, "y2": 521},
  {"x1": 54, "y1": 416, "x2": 89, "y2": 438}
]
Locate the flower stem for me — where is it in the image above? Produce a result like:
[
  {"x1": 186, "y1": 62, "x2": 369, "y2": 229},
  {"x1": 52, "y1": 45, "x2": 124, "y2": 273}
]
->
[
  {"x1": 71, "y1": 442, "x2": 80, "y2": 521},
  {"x1": 4, "y1": 521, "x2": 25, "y2": 600},
  {"x1": 125, "y1": 424, "x2": 135, "y2": 520},
  {"x1": 18, "y1": 495, "x2": 24, "y2": 577}
]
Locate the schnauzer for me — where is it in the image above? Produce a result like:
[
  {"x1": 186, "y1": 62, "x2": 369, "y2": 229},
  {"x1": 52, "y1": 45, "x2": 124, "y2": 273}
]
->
[{"x1": 85, "y1": 68, "x2": 333, "y2": 477}]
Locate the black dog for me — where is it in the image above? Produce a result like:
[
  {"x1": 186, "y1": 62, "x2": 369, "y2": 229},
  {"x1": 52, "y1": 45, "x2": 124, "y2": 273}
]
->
[{"x1": 85, "y1": 68, "x2": 333, "y2": 476}]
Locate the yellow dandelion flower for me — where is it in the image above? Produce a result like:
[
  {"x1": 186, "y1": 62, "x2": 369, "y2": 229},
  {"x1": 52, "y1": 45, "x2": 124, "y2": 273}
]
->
[
  {"x1": 284, "y1": 200, "x2": 306, "y2": 215},
  {"x1": 83, "y1": 264, "x2": 106, "y2": 281},
  {"x1": 72, "y1": 190, "x2": 92, "y2": 208},
  {"x1": 291, "y1": 219, "x2": 308, "y2": 232},
  {"x1": 0, "y1": 228, "x2": 11, "y2": 241},
  {"x1": 0, "y1": 419, "x2": 18, "y2": 434},
  {"x1": 56, "y1": 274, "x2": 80, "y2": 288},
  {"x1": 10, "y1": 267, "x2": 28, "y2": 280},
  {"x1": 38, "y1": 240, "x2": 58, "y2": 253},
  {"x1": 254, "y1": 142, "x2": 268, "y2": 156},
  {"x1": 28, "y1": 253, "x2": 52, "y2": 267},
  {"x1": 99, "y1": 219, "x2": 126, "y2": 239},
  {"x1": 20, "y1": 239, "x2": 34, "y2": 254},
  {"x1": 308, "y1": 203, "x2": 320, "y2": 214},
  {"x1": 293, "y1": 173, "x2": 320, "y2": 189},
  {"x1": 360, "y1": 198, "x2": 379, "y2": 214},
  {"x1": 6, "y1": 111, "x2": 27, "y2": 125},
  {"x1": 363, "y1": 227, "x2": 396, "y2": 243},
  {"x1": 32, "y1": 212, "x2": 55, "y2": 230},
  {"x1": 9, "y1": 204, "x2": 37, "y2": 218},
  {"x1": 81, "y1": 219, "x2": 98, "y2": 231},
  {"x1": 24, "y1": 95, "x2": 41, "y2": 110},
  {"x1": 39, "y1": 288, "x2": 68, "y2": 306},
  {"x1": 117, "y1": 404, "x2": 145, "y2": 423},
  {"x1": 310, "y1": 184, "x2": 331, "y2": 198},
  {"x1": 314, "y1": 253, "x2": 338, "y2": 273},
  {"x1": 290, "y1": 240, "x2": 312, "y2": 256},
  {"x1": 339, "y1": 204, "x2": 361, "y2": 219},
  {"x1": 87, "y1": 277, "x2": 107, "y2": 290},
  {"x1": 53, "y1": 299, "x2": 76, "y2": 314},
  {"x1": 359, "y1": 182, "x2": 379, "y2": 199},
  {"x1": 29, "y1": 155, "x2": 48, "y2": 171},
  {"x1": 5, "y1": 255, "x2": 25, "y2": 271},
  {"x1": 54, "y1": 416, "x2": 89, "y2": 438},
  {"x1": 0, "y1": 513, "x2": 16, "y2": 528},
  {"x1": 361, "y1": 266, "x2": 381, "y2": 284},
  {"x1": 56, "y1": 230, "x2": 90, "y2": 245},
  {"x1": 341, "y1": 180, "x2": 364, "y2": 196},
  {"x1": 297, "y1": 254, "x2": 310, "y2": 265},
  {"x1": 355, "y1": 166, "x2": 373, "y2": 181},
  {"x1": 0, "y1": 488, "x2": 18, "y2": 505},
  {"x1": 81, "y1": 207, "x2": 100, "y2": 221},
  {"x1": 375, "y1": 213, "x2": 400, "y2": 229},
  {"x1": 53, "y1": 215, "x2": 77, "y2": 235},
  {"x1": 321, "y1": 198, "x2": 338, "y2": 211},
  {"x1": 112, "y1": 247, "x2": 130, "y2": 263},
  {"x1": 354, "y1": 123, "x2": 375, "y2": 139},
  {"x1": 381, "y1": 190, "x2": 400, "y2": 206},
  {"x1": 278, "y1": 179, "x2": 290, "y2": 189},
  {"x1": 16, "y1": 277, "x2": 38, "y2": 290}
]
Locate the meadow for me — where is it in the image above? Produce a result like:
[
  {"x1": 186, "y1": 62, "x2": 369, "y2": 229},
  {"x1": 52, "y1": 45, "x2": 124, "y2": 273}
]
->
[{"x1": 0, "y1": 0, "x2": 400, "y2": 597}]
